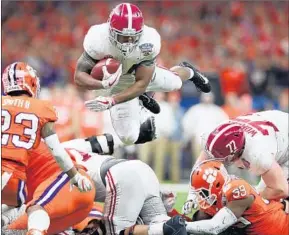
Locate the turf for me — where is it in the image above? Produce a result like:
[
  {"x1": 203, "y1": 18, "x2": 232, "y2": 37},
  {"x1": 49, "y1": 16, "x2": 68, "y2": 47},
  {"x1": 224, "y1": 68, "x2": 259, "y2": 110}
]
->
[{"x1": 174, "y1": 192, "x2": 188, "y2": 212}]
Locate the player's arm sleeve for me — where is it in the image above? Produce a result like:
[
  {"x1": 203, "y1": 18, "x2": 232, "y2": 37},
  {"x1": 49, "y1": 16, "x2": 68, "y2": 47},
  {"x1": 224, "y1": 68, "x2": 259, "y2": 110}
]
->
[
  {"x1": 137, "y1": 28, "x2": 161, "y2": 67},
  {"x1": 41, "y1": 122, "x2": 74, "y2": 172},
  {"x1": 74, "y1": 26, "x2": 105, "y2": 90},
  {"x1": 253, "y1": 138, "x2": 277, "y2": 176},
  {"x1": 75, "y1": 51, "x2": 99, "y2": 74},
  {"x1": 259, "y1": 160, "x2": 289, "y2": 199},
  {"x1": 83, "y1": 26, "x2": 103, "y2": 60},
  {"x1": 186, "y1": 207, "x2": 238, "y2": 235},
  {"x1": 42, "y1": 102, "x2": 58, "y2": 123}
]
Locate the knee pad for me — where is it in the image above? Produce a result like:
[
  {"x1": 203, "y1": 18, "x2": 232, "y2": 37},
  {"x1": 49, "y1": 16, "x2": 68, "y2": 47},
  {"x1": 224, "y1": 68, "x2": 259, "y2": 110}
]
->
[
  {"x1": 85, "y1": 134, "x2": 114, "y2": 155},
  {"x1": 134, "y1": 117, "x2": 156, "y2": 144},
  {"x1": 118, "y1": 131, "x2": 140, "y2": 145}
]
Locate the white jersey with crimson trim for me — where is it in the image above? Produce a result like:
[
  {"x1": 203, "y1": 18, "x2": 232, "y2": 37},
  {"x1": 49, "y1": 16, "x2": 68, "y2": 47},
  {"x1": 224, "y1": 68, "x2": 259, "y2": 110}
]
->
[
  {"x1": 228, "y1": 110, "x2": 288, "y2": 175},
  {"x1": 83, "y1": 22, "x2": 161, "y2": 95},
  {"x1": 65, "y1": 148, "x2": 112, "y2": 202}
]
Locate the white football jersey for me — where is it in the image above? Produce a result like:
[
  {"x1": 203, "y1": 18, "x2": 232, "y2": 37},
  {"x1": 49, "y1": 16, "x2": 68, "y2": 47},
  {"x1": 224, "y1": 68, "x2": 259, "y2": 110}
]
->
[
  {"x1": 67, "y1": 149, "x2": 113, "y2": 202},
  {"x1": 83, "y1": 22, "x2": 161, "y2": 95},
  {"x1": 229, "y1": 110, "x2": 288, "y2": 175}
]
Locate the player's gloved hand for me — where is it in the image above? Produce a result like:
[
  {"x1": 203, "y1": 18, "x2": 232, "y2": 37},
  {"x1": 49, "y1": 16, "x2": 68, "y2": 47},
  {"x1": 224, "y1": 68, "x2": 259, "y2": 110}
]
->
[
  {"x1": 101, "y1": 64, "x2": 122, "y2": 89},
  {"x1": 182, "y1": 192, "x2": 198, "y2": 215},
  {"x1": 161, "y1": 189, "x2": 177, "y2": 213},
  {"x1": 85, "y1": 96, "x2": 115, "y2": 112},
  {"x1": 70, "y1": 172, "x2": 92, "y2": 192}
]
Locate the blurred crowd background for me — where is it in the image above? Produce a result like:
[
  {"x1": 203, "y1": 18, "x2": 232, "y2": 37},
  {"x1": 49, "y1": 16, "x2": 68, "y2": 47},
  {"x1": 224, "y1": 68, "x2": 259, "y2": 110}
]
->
[{"x1": 2, "y1": 1, "x2": 288, "y2": 184}]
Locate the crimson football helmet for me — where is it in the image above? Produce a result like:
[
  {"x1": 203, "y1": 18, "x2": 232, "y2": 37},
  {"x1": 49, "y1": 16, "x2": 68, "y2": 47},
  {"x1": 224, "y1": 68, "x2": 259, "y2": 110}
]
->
[
  {"x1": 190, "y1": 160, "x2": 230, "y2": 209},
  {"x1": 205, "y1": 123, "x2": 246, "y2": 165},
  {"x1": 2, "y1": 62, "x2": 40, "y2": 98},
  {"x1": 108, "y1": 3, "x2": 144, "y2": 56}
]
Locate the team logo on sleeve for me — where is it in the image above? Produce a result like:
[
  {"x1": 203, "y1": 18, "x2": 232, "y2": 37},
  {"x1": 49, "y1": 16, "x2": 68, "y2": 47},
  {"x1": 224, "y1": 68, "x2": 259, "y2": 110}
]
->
[{"x1": 139, "y1": 43, "x2": 154, "y2": 56}]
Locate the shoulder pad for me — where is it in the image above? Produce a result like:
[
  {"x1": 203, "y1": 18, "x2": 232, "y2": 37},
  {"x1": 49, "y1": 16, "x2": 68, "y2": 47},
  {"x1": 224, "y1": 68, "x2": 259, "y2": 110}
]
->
[
  {"x1": 138, "y1": 26, "x2": 161, "y2": 59},
  {"x1": 83, "y1": 23, "x2": 110, "y2": 60},
  {"x1": 40, "y1": 100, "x2": 58, "y2": 123}
]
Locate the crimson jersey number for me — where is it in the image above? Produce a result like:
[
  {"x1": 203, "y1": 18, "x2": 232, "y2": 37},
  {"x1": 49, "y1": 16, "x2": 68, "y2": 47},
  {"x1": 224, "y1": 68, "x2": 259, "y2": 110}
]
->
[{"x1": 2, "y1": 109, "x2": 39, "y2": 149}]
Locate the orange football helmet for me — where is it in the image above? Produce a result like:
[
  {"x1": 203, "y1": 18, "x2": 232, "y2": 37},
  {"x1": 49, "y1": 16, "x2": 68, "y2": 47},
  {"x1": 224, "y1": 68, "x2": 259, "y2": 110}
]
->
[
  {"x1": 2, "y1": 62, "x2": 40, "y2": 98},
  {"x1": 190, "y1": 160, "x2": 230, "y2": 209}
]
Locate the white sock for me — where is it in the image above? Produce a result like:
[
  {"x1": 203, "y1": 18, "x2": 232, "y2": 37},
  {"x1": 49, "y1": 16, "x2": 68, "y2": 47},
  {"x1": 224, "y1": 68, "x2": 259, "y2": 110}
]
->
[
  {"x1": 148, "y1": 223, "x2": 164, "y2": 235},
  {"x1": 28, "y1": 210, "x2": 50, "y2": 231},
  {"x1": 61, "y1": 139, "x2": 92, "y2": 152}
]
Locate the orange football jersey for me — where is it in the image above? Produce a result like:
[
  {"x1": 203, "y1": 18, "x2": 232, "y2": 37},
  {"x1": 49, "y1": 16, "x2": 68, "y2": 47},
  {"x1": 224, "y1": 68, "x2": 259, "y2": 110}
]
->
[
  {"x1": 80, "y1": 106, "x2": 103, "y2": 138},
  {"x1": 26, "y1": 141, "x2": 62, "y2": 202},
  {"x1": 203, "y1": 178, "x2": 288, "y2": 235},
  {"x1": 2, "y1": 95, "x2": 57, "y2": 180}
]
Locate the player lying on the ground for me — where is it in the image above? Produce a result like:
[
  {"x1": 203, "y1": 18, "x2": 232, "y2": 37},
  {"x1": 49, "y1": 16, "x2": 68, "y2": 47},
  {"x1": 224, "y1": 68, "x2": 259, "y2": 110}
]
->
[
  {"x1": 1, "y1": 62, "x2": 93, "y2": 234},
  {"x1": 4, "y1": 143, "x2": 186, "y2": 235},
  {"x1": 75, "y1": 3, "x2": 211, "y2": 146},
  {"x1": 190, "y1": 110, "x2": 289, "y2": 203},
  {"x1": 185, "y1": 160, "x2": 289, "y2": 235}
]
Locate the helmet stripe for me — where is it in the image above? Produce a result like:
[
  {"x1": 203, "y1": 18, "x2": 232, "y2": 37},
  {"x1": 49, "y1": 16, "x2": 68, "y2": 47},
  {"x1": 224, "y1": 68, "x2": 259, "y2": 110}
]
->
[
  {"x1": 208, "y1": 123, "x2": 240, "y2": 152},
  {"x1": 126, "y1": 3, "x2": 132, "y2": 30},
  {"x1": 8, "y1": 62, "x2": 17, "y2": 85}
]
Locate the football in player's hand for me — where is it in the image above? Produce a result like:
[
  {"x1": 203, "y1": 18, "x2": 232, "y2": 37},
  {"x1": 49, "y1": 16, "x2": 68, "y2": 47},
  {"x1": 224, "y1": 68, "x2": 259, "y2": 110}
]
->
[{"x1": 90, "y1": 58, "x2": 121, "y2": 81}]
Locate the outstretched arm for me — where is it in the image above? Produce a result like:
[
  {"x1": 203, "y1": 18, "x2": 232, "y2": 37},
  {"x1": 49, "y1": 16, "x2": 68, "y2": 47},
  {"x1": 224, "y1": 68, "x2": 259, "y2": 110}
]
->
[
  {"x1": 113, "y1": 60, "x2": 155, "y2": 104},
  {"x1": 41, "y1": 122, "x2": 77, "y2": 178},
  {"x1": 185, "y1": 196, "x2": 253, "y2": 235},
  {"x1": 259, "y1": 160, "x2": 289, "y2": 199}
]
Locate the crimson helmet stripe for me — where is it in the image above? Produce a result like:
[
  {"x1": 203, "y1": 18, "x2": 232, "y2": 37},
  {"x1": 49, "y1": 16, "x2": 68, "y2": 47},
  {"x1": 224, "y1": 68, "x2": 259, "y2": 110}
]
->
[
  {"x1": 207, "y1": 123, "x2": 241, "y2": 152},
  {"x1": 125, "y1": 3, "x2": 132, "y2": 30}
]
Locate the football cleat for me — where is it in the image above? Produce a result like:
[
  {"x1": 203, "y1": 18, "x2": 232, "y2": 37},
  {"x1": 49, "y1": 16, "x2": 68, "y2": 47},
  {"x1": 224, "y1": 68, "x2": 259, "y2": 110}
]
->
[
  {"x1": 139, "y1": 93, "x2": 161, "y2": 114},
  {"x1": 180, "y1": 61, "x2": 211, "y2": 93}
]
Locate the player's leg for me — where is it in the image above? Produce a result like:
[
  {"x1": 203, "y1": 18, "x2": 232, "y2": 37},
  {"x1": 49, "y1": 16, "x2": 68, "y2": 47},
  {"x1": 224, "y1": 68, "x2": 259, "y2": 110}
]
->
[
  {"x1": 61, "y1": 133, "x2": 114, "y2": 155},
  {"x1": 8, "y1": 170, "x2": 95, "y2": 234},
  {"x1": 103, "y1": 160, "x2": 184, "y2": 235},
  {"x1": 139, "y1": 92, "x2": 160, "y2": 114},
  {"x1": 146, "y1": 65, "x2": 210, "y2": 93},
  {"x1": 172, "y1": 62, "x2": 211, "y2": 92},
  {"x1": 103, "y1": 161, "x2": 148, "y2": 235},
  {"x1": 2, "y1": 171, "x2": 27, "y2": 207},
  {"x1": 146, "y1": 66, "x2": 182, "y2": 93},
  {"x1": 109, "y1": 98, "x2": 155, "y2": 145},
  {"x1": 26, "y1": 205, "x2": 50, "y2": 235},
  {"x1": 136, "y1": 161, "x2": 169, "y2": 224}
]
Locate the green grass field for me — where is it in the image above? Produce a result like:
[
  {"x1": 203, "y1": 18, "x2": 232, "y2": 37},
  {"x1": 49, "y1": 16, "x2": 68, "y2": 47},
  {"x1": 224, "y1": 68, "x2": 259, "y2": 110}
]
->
[{"x1": 174, "y1": 192, "x2": 187, "y2": 212}]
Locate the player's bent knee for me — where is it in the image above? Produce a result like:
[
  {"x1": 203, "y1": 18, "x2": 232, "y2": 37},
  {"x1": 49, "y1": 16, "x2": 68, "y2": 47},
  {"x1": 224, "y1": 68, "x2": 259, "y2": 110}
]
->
[
  {"x1": 118, "y1": 134, "x2": 139, "y2": 145},
  {"x1": 116, "y1": 127, "x2": 140, "y2": 145}
]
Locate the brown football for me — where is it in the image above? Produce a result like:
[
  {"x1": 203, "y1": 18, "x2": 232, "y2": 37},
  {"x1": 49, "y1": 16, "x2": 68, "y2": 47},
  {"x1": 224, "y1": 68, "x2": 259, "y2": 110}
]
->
[{"x1": 90, "y1": 58, "x2": 121, "y2": 81}]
